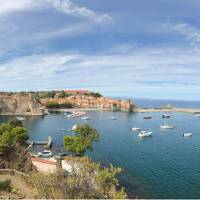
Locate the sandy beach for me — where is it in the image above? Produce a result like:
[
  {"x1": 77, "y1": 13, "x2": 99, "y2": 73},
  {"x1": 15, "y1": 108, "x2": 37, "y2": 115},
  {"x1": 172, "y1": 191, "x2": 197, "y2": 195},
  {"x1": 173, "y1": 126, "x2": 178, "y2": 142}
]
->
[{"x1": 135, "y1": 107, "x2": 200, "y2": 114}]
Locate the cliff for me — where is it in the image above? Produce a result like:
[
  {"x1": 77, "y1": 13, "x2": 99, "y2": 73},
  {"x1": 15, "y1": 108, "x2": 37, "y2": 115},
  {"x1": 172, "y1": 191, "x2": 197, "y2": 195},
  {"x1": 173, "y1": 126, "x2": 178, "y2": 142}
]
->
[{"x1": 0, "y1": 93, "x2": 44, "y2": 116}]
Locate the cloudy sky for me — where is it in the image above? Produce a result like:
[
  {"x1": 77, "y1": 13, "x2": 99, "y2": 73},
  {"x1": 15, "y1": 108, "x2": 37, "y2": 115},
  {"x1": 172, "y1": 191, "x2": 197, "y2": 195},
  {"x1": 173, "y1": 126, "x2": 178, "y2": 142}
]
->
[{"x1": 0, "y1": 0, "x2": 200, "y2": 100}]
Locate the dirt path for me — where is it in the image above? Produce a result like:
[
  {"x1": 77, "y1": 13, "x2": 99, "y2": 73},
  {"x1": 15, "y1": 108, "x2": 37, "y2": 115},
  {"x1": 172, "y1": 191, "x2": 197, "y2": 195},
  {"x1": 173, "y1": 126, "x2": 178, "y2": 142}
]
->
[{"x1": 0, "y1": 174, "x2": 35, "y2": 198}]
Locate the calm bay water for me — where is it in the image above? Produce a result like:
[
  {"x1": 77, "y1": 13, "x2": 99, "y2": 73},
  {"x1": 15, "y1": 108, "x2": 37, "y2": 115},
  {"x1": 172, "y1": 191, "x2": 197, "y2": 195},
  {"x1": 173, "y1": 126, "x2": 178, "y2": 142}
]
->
[{"x1": 1, "y1": 108, "x2": 200, "y2": 198}]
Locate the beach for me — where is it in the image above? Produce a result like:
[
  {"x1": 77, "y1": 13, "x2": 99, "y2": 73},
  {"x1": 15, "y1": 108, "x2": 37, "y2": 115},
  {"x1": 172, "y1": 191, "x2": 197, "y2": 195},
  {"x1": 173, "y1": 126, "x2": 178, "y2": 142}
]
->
[{"x1": 135, "y1": 107, "x2": 200, "y2": 114}]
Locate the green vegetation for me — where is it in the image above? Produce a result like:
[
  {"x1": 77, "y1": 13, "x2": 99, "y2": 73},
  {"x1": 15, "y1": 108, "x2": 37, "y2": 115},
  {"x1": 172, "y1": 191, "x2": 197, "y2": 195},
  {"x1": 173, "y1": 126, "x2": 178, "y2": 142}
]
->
[
  {"x1": 58, "y1": 90, "x2": 70, "y2": 98},
  {"x1": 46, "y1": 102, "x2": 73, "y2": 109},
  {"x1": 86, "y1": 92, "x2": 102, "y2": 98},
  {"x1": 0, "y1": 120, "x2": 29, "y2": 154},
  {"x1": 64, "y1": 124, "x2": 99, "y2": 156},
  {"x1": 26, "y1": 156, "x2": 127, "y2": 199},
  {"x1": 0, "y1": 179, "x2": 12, "y2": 192}
]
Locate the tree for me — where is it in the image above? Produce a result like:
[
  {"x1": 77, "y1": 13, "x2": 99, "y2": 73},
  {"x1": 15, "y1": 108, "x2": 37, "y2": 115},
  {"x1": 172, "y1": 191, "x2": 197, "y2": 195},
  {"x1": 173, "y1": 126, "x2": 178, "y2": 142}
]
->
[
  {"x1": 64, "y1": 124, "x2": 99, "y2": 156},
  {"x1": 58, "y1": 90, "x2": 66, "y2": 98},
  {"x1": 87, "y1": 92, "x2": 102, "y2": 98},
  {"x1": 0, "y1": 121, "x2": 29, "y2": 154},
  {"x1": 26, "y1": 156, "x2": 127, "y2": 199}
]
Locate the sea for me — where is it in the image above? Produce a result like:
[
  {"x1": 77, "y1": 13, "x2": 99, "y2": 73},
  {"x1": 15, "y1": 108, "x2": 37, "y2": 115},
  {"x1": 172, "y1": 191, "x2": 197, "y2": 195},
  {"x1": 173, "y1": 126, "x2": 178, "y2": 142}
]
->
[{"x1": 0, "y1": 98, "x2": 200, "y2": 198}]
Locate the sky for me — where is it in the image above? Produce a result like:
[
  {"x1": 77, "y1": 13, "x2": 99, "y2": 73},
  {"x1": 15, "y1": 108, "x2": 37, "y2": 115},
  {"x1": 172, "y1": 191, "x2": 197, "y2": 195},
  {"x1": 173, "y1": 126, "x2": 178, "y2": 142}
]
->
[{"x1": 0, "y1": 0, "x2": 200, "y2": 100}]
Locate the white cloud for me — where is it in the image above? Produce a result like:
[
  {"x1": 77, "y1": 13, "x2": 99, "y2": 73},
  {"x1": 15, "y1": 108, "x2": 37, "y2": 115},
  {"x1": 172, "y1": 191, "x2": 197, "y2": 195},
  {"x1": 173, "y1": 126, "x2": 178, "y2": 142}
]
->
[
  {"x1": 165, "y1": 22, "x2": 200, "y2": 47},
  {"x1": 0, "y1": 47, "x2": 200, "y2": 100},
  {"x1": 0, "y1": 0, "x2": 113, "y2": 23},
  {"x1": 45, "y1": 0, "x2": 113, "y2": 24}
]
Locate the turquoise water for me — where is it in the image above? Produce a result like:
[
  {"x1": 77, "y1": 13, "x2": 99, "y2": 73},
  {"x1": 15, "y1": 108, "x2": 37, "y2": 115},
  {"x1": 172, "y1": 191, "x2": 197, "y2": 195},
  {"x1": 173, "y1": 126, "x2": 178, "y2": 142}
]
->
[{"x1": 1, "y1": 111, "x2": 200, "y2": 198}]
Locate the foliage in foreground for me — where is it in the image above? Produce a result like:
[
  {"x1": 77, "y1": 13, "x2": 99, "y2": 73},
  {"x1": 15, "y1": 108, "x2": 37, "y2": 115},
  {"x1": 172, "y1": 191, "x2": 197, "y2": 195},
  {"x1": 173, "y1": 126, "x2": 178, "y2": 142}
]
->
[
  {"x1": 26, "y1": 156, "x2": 127, "y2": 199},
  {"x1": 0, "y1": 120, "x2": 29, "y2": 154},
  {"x1": 64, "y1": 124, "x2": 99, "y2": 156},
  {"x1": 0, "y1": 179, "x2": 12, "y2": 192}
]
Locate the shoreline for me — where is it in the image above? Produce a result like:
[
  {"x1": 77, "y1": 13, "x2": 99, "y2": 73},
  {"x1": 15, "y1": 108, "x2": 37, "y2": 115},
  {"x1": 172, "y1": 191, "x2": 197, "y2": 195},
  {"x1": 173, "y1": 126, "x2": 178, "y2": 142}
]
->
[{"x1": 135, "y1": 107, "x2": 200, "y2": 114}]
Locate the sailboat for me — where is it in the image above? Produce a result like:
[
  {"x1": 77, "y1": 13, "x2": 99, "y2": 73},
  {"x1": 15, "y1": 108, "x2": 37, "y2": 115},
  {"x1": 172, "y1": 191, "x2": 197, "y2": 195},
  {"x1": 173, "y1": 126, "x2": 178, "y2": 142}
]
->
[{"x1": 160, "y1": 116, "x2": 174, "y2": 129}]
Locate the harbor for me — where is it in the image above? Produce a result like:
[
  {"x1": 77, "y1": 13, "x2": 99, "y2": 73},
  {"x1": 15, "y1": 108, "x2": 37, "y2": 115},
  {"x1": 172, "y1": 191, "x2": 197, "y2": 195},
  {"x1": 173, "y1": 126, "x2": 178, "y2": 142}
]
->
[{"x1": 0, "y1": 108, "x2": 199, "y2": 198}]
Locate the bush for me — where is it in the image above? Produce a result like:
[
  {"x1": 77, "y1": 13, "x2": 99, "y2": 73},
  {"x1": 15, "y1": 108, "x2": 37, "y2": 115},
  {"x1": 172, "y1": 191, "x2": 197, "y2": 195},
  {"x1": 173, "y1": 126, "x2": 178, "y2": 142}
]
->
[
  {"x1": 46, "y1": 102, "x2": 73, "y2": 109},
  {"x1": 0, "y1": 179, "x2": 12, "y2": 192}
]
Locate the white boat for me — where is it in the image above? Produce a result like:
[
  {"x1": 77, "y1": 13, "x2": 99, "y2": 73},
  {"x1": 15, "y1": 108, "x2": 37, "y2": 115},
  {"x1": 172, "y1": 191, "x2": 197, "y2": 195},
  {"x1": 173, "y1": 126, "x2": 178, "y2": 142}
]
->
[
  {"x1": 195, "y1": 114, "x2": 200, "y2": 117},
  {"x1": 132, "y1": 127, "x2": 141, "y2": 131},
  {"x1": 183, "y1": 133, "x2": 192, "y2": 137},
  {"x1": 71, "y1": 124, "x2": 78, "y2": 131},
  {"x1": 138, "y1": 131, "x2": 152, "y2": 138},
  {"x1": 108, "y1": 116, "x2": 117, "y2": 119},
  {"x1": 160, "y1": 125, "x2": 174, "y2": 129},
  {"x1": 59, "y1": 128, "x2": 66, "y2": 131},
  {"x1": 16, "y1": 117, "x2": 26, "y2": 121},
  {"x1": 160, "y1": 117, "x2": 174, "y2": 129},
  {"x1": 81, "y1": 116, "x2": 90, "y2": 120}
]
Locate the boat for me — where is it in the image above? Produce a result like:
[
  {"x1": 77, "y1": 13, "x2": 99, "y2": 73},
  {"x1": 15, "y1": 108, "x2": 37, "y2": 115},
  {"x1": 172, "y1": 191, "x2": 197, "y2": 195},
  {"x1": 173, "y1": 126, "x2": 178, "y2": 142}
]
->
[
  {"x1": 59, "y1": 128, "x2": 66, "y2": 131},
  {"x1": 183, "y1": 133, "x2": 192, "y2": 137},
  {"x1": 108, "y1": 116, "x2": 117, "y2": 119},
  {"x1": 71, "y1": 124, "x2": 78, "y2": 131},
  {"x1": 162, "y1": 114, "x2": 171, "y2": 118},
  {"x1": 143, "y1": 116, "x2": 152, "y2": 119},
  {"x1": 81, "y1": 116, "x2": 90, "y2": 120},
  {"x1": 38, "y1": 150, "x2": 53, "y2": 158},
  {"x1": 195, "y1": 114, "x2": 200, "y2": 117},
  {"x1": 138, "y1": 131, "x2": 152, "y2": 138},
  {"x1": 160, "y1": 117, "x2": 174, "y2": 129},
  {"x1": 16, "y1": 117, "x2": 26, "y2": 121},
  {"x1": 160, "y1": 125, "x2": 174, "y2": 129},
  {"x1": 131, "y1": 127, "x2": 141, "y2": 131}
]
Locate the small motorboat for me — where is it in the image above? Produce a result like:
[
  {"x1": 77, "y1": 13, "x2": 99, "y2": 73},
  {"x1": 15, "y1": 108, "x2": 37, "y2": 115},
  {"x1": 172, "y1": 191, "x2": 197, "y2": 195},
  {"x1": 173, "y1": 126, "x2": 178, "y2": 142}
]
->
[
  {"x1": 143, "y1": 116, "x2": 152, "y2": 119},
  {"x1": 81, "y1": 116, "x2": 90, "y2": 120},
  {"x1": 71, "y1": 124, "x2": 78, "y2": 131},
  {"x1": 108, "y1": 116, "x2": 117, "y2": 120},
  {"x1": 131, "y1": 127, "x2": 141, "y2": 131},
  {"x1": 160, "y1": 125, "x2": 174, "y2": 129},
  {"x1": 138, "y1": 131, "x2": 152, "y2": 138},
  {"x1": 195, "y1": 114, "x2": 200, "y2": 117},
  {"x1": 59, "y1": 128, "x2": 67, "y2": 131},
  {"x1": 183, "y1": 133, "x2": 192, "y2": 137},
  {"x1": 16, "y1": 117, "x2": 26, "y2": 121}
]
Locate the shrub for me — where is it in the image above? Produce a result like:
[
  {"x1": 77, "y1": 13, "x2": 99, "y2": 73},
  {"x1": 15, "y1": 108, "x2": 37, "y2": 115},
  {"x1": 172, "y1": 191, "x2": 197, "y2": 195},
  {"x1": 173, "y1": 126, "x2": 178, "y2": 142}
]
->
[
  {"x1": 0, "y1": 179, "x2": 12, "y2": 192},
  {"x1": 46, "y1": 102, "x2": 73, "y2": 109}
]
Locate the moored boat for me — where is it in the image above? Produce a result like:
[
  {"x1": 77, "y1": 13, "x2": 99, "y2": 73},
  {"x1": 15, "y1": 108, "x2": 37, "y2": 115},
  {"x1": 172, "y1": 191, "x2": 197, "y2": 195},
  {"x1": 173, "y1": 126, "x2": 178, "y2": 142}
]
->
[
  {"x1": 16, "y1": 117, "x2": 26, "y2": 121},
  {"x1": 108, "y1": 116, "x2": 117, "y2": 119},
  {"x1": 81, "y1": 116, "x2": 90, "y2": 120},
  {"x1": 183, "y1": 133, "x2": 192, "y2": 137},
  {"x1": 160, "y1": 125, "x2": 174, "y2": 129},
  {"x1": 132, "y1": 127, "x2": 141, "y2": 131},
  {"x1": 59, "y1": 128, "x2": 66, "y2": 131},
  {"x1": 138, "y1": 131, "x2": 152, "y2": 138},
  {"x1": 162, "y1": 114, "x2": 171, "y2": 118},
  {"x1": 160, "y1": 117, "x2": 174, "y2": 129},
  {"x1": 143, "y1": 116, "x2": 152, "y2": 119}
]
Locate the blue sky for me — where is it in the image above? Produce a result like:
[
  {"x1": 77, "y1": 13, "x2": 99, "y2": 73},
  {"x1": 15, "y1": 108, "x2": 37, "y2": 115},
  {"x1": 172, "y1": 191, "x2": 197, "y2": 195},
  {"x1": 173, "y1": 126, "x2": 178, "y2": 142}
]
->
[{"x1": 0, "y1": 0, "x2": 200, "y2": 100}]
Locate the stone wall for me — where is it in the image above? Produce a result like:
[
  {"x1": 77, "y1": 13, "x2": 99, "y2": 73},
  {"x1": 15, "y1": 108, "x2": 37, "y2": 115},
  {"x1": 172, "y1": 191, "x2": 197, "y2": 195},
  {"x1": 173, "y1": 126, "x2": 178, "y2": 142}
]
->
[{"x1": 0, "y1": 93, "x2": 44, "y2": 115}]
